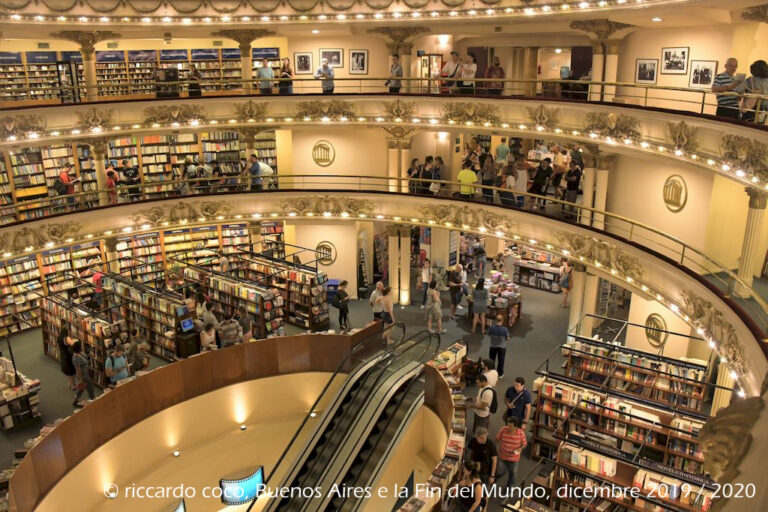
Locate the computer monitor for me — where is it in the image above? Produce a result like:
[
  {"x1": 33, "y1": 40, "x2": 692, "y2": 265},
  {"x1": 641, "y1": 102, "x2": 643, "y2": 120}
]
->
[
  {"x1": 219, "y1": 466, "x2": 264, "y2": 505},
  {"x1": 560, "y1": 66, "x2": 571, "y2": 79},
  {"x1": 180, "y1": 318, "x2": 195, "y2": 333}
]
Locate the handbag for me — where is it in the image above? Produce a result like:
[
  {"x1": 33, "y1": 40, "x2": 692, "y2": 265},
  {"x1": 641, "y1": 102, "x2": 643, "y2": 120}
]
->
[{"x1": 429, "y1": 181, "x2": 442, "y2": 194}]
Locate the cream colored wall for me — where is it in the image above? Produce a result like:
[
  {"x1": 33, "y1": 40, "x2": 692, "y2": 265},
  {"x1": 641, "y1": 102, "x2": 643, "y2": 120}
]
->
[
  {"x1": 289, "y1": 220, "x2": 360, "y2": 298},
  {"x1": 291, "y1": 127, "x2": 388, "y2": 178},
  {"x1": 538, "y1": 48, "x2": 572, "y2": 80},
  {"x1": 626, "y1": 293, "x2": 694, "y2": 359},
  {"x1": 409, "y1": 130, "x2": 453, "y2": 167},
  {"x1": 704, "y1": 175, "x2": 749, "y2": 271},
  {"x1": 35, "y1": 372, "x2": 338, "y2": 512}
]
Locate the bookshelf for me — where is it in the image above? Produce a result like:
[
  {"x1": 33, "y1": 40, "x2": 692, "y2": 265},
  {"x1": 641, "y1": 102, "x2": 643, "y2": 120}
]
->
[
  {"x1": 254, "y1": 131, "x2": 278, "y2": 172},
  {"x1": 222, "y1": 49, "x2": 242, "y2": 89},
  {"x1": 40, "y1": 247, "x2": 75, "y2": 295},
  {"x1": 25, "y1": 63, "x2": 58, "y2": 100},
  {"x1": 0, "y1": 264, "x2": 12, "y2": 337},
  {"x1": 258, "y1": 220, "x2": 286, "y2": 259},
  {"x1": 191, "y1": 49, "x2": 223, "y2": 92},
  {"x1": 220, "y1": 224, "x2": 251, "y2": 256},
  {"x1": 170, "y1": 133, "x2": 200, "y2": 171},
  {"x1": 512, "y1": 247, "x2": 562, "y2": 293},
  {"x1": 531, "y1": 376, "x2": 708, "y2": 477},
  {"x1": 0, "y1": 152, "x2": 15, "y2": 225},
  {"x1": 9, "y1": 149, "x2": 48, "y2": 221},
  {"x1": 562, "y1": 338, "x2": 708, "y2": 412},
  {"x1": 41, "y1": 145, "x2": 75, "y2": 198},
  {"x1": 127, "y1": 53, "x2": 157, "y2": 95},
  {"x1": 139, "y1": 135, "x2": 171, "y2": 197},
  {"x1": 95, "y1": 51, "x2": 129, "y2": 96},
  {"x1": 0, "y1": 53, "x2": 29, "y2": 100},
  {"x1": 201, "y1": 131, "x2": 240, "y2": 165},
  {"x1": 5, "y1": 254, "x2": 44, "y2": 332},
  {"x1": 0, "y1": 357, "x2": 41, "y2": 430},
  {"x1": 107, "y1": 137, "x2": 139, "y2": 168},
  {"x1": 76, "y1": 145, "x2": 98, "y2": 207},
  {"x1": 122, "y1": 232, "x2": 164, "y2": 284},
  {"x1": 188, "y1": 226, "x2": 221, "y2": 268}
]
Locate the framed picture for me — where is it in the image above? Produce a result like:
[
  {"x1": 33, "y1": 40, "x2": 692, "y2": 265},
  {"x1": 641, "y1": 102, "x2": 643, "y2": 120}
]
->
[
  {"x1": 635, "y1": 59, "x2": 658, "y2": 84},
  {"x1": 294, "y1": 52, "x2": 313, "y2": 75},
  {"x1": 689, "y1": 60, "x2": 718, "y2": 88},
  {"x1": 349, "y1": 49, "x2": 368, "y2": 75},
  {"x1": 661, "y1": 47, "x2": 689, "y2": 74},
  {"x1": 320, "y1": 48, "x2": 343, "y2": 68}
]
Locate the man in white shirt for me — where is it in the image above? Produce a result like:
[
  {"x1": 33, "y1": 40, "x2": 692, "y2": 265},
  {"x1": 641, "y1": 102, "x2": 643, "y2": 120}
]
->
[
  {"x1": 441, "y1": 51, "x2": 462, "y2": 93},
  {"x1": 471, "y1": 373, "x2": 493, "y2": 431},
  {"x1": 482, "y1": 359, "x2": 499, "y2": 388},
  {"x1": 256, "y1": 58, "x2": 274, "y2": 95},
  {"x1": 314, "y1": 58, "x2": 335, "y2": 94},
  {"x1": 369, "y1": 281, "x2": 384, "y2": 320}
]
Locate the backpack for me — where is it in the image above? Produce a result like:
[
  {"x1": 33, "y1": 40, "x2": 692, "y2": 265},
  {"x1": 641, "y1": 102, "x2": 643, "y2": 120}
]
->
[
  {"x1": 483, "y1": 386, "x2": 498, "y2": 414},
  {"x1": 53, "y1": 177, "x2": 67, "y2": 196},
  {"x1": 331, "y1": 293, "x2": 341, "y2": 309}
]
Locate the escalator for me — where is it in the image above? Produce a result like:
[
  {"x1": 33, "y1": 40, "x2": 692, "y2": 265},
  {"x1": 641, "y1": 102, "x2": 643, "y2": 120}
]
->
[{"x1": 262, "y1": 330, "x2": 440, "y2": 512}]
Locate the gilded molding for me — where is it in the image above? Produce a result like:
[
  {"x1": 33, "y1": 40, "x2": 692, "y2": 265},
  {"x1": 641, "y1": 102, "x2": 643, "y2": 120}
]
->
[
  {"x1": 295, "y1": 100, "x2": 355, "y2": 120},
  {"x1": 126, "y1": 201, "x2": 231, "y2": 227},
  {"x1": 526, "y1": 105, "x2": 560, "y2": 130},
  {"x1": 76, "y1": 108, "x2": 115, "y2": 132},
  {"x1": 387, "y1": 137, "x2": 413, "y2": 149},
  {"x1": 569, "y1": 20, "x2": 633, "y2": 41},
  {"x1": 82, "y1": 137, "x2": 109, "y2": 155},
  {"x1": 277, "y1": 195, "x2": 375, "y2": 217},
  {"x1": 440, "y1": 102, "x2": 500, "y2": 125},
  {"x1": 49, "y1": 31, "x2": 121, "y2": 56},
  {"x1": 210, "y1": 29, "x2": 276, "y2": 49},
  {"x1": 0, "y1": 114, "x2": 46, "y2": 139},
  {"x1": 382, "y1": 99, "x2": 416, "y2": 120},
  {"x1": 555, "y1": 232, "x2": 646, "y2": 282},
  {"x1": 667, "y1": 121, "x2": 698, "y2": 152},
  {"x1": 746, "y1": 188, "x2": 768, "y2": 210},
  {"x1": 233, "y1": 100, "x2": 268, "y2": 122},
  {"x1": 720, "y1": 135, "x2": 768, "y2": 181},
  {"x1": 742, "y1": 4, "x2": 768, "y2": 22},
  {"x1": 367, "y1": 26, "x2": 430, "y2": 53},
  {"x1": 419, "y1": 204, "x2": 517, "y2": 232},
  {"x1": 0, "y1": 222, "x2": 84, "y2": 253},
  {"x1": 584, "y1": 112, "x2": 641, "y2": 141},
  {"x1": 142, "y1": 105, "x2": 206, "y2": 126},
  {"x1": 236, "y1": 126, "x2": 278, "y2": 146}
]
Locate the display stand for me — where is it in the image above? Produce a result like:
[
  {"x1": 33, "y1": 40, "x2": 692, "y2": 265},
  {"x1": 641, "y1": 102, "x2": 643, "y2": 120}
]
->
[
  {"x1": 0, "y1": 355, "x2": 40, "y2": 430},
  {"x1": 465, "y1": 270, "x2": 523, "y2": 329}
]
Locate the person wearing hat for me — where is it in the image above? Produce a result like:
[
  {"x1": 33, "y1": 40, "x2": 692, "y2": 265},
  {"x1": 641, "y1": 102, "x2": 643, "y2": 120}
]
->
[{"x1": 530, "y1": 157, "x2": 553, "y2": 210}]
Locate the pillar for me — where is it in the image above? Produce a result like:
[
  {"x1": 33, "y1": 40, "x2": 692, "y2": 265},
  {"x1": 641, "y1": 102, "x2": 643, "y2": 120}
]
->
[
  {"x1": 430, "y1": 227, "x2": 450, "y2": 271},
  {"x1": 511, "y1": 48, "x2": 526, "y2": 96},
  {"x1": 603, "y1": 40, "x2": 620, "y2": 102},
  {"x1": 387, "y1": 138, "x2": 411, "y2": 193},
  {"x1": 399, "y1": 227, "x2": 411, "y2": 306},
  {"x1": 212, "y1": 29, "x2": 275, "y2": 95},
  {"x1": 88, "y1": 139, "x2": 109, "y2": 206},
  {"x1": 82, "y1": 55, "x2": 98, "y2": 101},
  {"x1": 523, "y1": 47, "x2": 539, "y2": 97},
  {"x1": 589, "y1": 42, "x2": 605, "y2": 102},
  {"x1": 400, "y1": 43, "x2": 413, "y2": 94},
  {"x1": 580, "y1": 167, "x2": 596, "y2": 226},
  {"x1": 388, "y1": 229, "x2": 400, "y2": 304},
  {"x1": 568, "y1": 264, "x2": 587, "y2": 339},
  {"x1": 49, "y1": 31, "x2": 120, "y2": 101},
  {"x1": 581, "y1": 273, "x2": 600, "y2": 337},
  {"x1": 735, "y1": 189, "x2": 767, "y2": 298},
  {"x1": 240, "y1": 42, "x2": 253, "y2": 95},
  {"x1": 592, "y1": 168, "x2": 610, "y2": 231},
  {"x1": 711, "y1": 362, "x2": 735, "y2": 415}
]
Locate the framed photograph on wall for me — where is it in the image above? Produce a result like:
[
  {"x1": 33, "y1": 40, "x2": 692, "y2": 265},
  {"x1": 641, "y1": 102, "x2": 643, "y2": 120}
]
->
[
  {"x1": 661, "y1": 47, "x2": 689, "y2": 74},
  {"x1": 635, "y1": 59, "x2": 658, "y2": 84},
  {"x1": 319, "y1": 48, "x2": 343, "y2": 68},
  {"x1": 689, "y1": 60, "x2": 718, "y2": 88},
  {"x1": 349, "y1": 49, "x2": 368, "y2": 75},
  {"x1": 294, "y1": 52, "x2": 313, "y2": 75}
]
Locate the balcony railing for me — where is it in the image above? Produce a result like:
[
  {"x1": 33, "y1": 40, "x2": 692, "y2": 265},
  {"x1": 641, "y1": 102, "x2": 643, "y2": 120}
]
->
[
  {"x1": 1, "y1": 76, "x2": 766, "y2": 126},
  {"x1": 2, "y1": 174, "x2": 766, "y2": 337}
]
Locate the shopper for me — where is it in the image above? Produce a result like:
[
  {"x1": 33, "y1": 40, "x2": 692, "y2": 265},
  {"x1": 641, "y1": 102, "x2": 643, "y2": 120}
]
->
[
  {"x1": 129, "y1": 342, "x2": 150, "y2": 374},
  {"x1": 496, "y1": 416, "x2": 527, "y2": 492},
  {"x1": 218, "y1": 312, "x2": 243, "y2": 347},
  {"x1": 236, "y1": 305, "x2": 253, "y2": 342},
  {"x1": 504, "y1": 377, "x2": 532, "y2": 429},
  {"x1": 122, "y1": 164, "x2": 140, "y2": 201},
  {"x1": 457, "y1": 162, "x2": 478, "y2": 200},
  {"x1": 736, "y1": 60, "x2": 768, "y2": 122},
  {"x1": 91, "y1": 270, "x2": 104, "y2": 308},
  {"x1": 514, "y1": 155, "x2": 533, "y2": 208},
  {"x1": 419, "y1": 258, "x2": 433, "y2": 307},
  {"x1": 420, "y1": 157, "x2": 435, "y2": 195},
  {"x1": 559, "y1": 258, "x2": 574, "y2": 308},
  {"x1": 376, "y1": 286, "x2": 395, "y2": 343},
  {"x1": 485, "y1": 56, "x2": 506, "y2": 96},
  {"x1": 200, "y1": 322, "x2": 217, "y2": 351},
  {"x1": 712, "y1": 58, "x2": 744, "y2": 119},
  {"x1": 256, "y1": 58, "x2": 275, "y2": 95},
  {"x1": 336, "y1": 280, "x2": 351, "y2": 332},
  {"x1": 433, "y1": 156, "x2": 446, "y2": 182},
  {"x1": 453, "y1": 460, "x2": 485, "y2": 512},
  {"x1": 460, "y1": 53, "x2": 478, "y2": 95},
  {"x1": 496, "y1": 137, "x2": 510, "y2": 169},
  {"x1": 386, "y1": 54, "x2": 403, "y2": 93},
  {"x1": 471, "y1": 279, "x2": 489, "y2": 334},
  {"x1": 441, "y1": 51, "x2": 462, "y2": 93},
  {"x1": 406, "y1": 158, "x2": 421, "y2": 194},
  {"x1": 188, "y1": 63, "x2": 202, "y2": 97},
  {"x1": 201, "y1": 300, "x2": 218, "y2": 329},
  {"x1": 479, "y1": 153, "x2": 496, "y2": 203},
  {"x1": 474, "y1": 245, "x2": 487, "y2": 279},
  {"x1": 499, "y1": 163, "x2": 517, "y2": 207},
  {"x1": 105, "y1": 169, "x2": 118, "y2": 205},
  {"x1": 248, "y1": 154, "x2": 263, "y2": 191},
  {"x1": 449, "y1": 266, "x2": 464, "y2": 320},
  {"x1": 314, "y1": 58, "x2": 335, "y2": 94},
  {"x1": 564, "y1": 159, "x2": 582, "y2": 219},
  {"x1": 56, "y1": 163, "x2": 78, "y2": 211},
  {"x1": 369, "y1": 281, "x2": 384, "y2": 320},
  {"x1": 469, "y1": 373, "x2": 494, "y2": 431},
  {"x1": 71, "y1": 341, "x2": 95, "y2": 407},
  {"x1": 56, "y1": 327, "x2": 76, "y2": 390},
  {"x1": 488, "y1": 315, "x2": 510, "y2": 379},
  {"x1": 105, "y1": 345, "x2": 129, "y2": 386},
  {"x1": 468, "y1": 426, "x2": 498, "y2": 485},
  {"x1": 530, "y1": 158, "x2": 553, "y2": 209},
  {"x1": 278, "y1": 57, "x2": 294, "y2": 95},
  {"x1": 481, "y1": 358, "x2": 499, "y2": 388},
  {"x1": 218, "y1": 253, "x2": 230, "y2": 273},
  {"x1": 425, "y1": 280, "x2": 446, "y2": 334}
]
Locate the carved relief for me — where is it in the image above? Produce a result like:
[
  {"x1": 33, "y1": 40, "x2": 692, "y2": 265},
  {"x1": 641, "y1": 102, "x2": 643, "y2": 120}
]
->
[
  {"x1": 381, "y1": 126, "x2": 418, "y2": 139},
  {"x1": 419, "y1": 204, "x2": 517, "y2": 233},
  {"x1": 367, "y1": 26, "x2": 430, "y2": 53},
  {"x1": 142, "y1": 105, "x2": 206, "y2": 126},
  {"x1": 76, "y1": 108, "x2": 115, "y2": 132},
  {"x1": 295, "y1": 100, "x2": 355, "y2": 120},
  {"x1": 526, "y1": 105, "x2": 560, "y2": 130},
  {"x1": 211, "y1": 29, "x2": 276, "y2": 49},
  {"x1": 742, "y1": 4, "x2": 768, "y2": 22},
  {"x1": 278, "y1": 195, "x2": 375, "y2": 217},
  {"x1": 556, "y1": 232, "x2": 646, "y2": 282},
  {"x1": 0, "y1": 115, "x2": 46, "y2": 139},
  {"x1": 49, "y1": 31, "x2": 121, "y2": 56},
  {"x1": 440, "y1": 102, "x2": 500, "y2": 125},
  {"x1": 0, "y1": 222, "x2": 84, "y2": 253},
  {"x1": 382, "y1": 99, "x2": 416, "y2": 120},
  {"x1": 234, "y1": 101, "x2": 268, "y2": 122},
  {"x1": 720, "y1": 135, "x2": 768, "y2": 180},
  {"x1": 667, "y1": 121, "x2": 698, "y2": 152},
  {"x1": 569, "y1": 20, "x2": 633, "y2": 41},
  {"x1": 126, "y1": 201, "x2": 231, "y2": 227},
  {"x1": 583, "y1": 112, "x2": 641, "y2": 141}
]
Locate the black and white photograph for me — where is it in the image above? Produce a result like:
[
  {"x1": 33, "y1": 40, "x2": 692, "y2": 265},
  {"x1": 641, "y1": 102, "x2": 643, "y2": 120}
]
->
[
  {"x1": 689, "y1": 60, "x2": 718, "y2": 88},
  {"x1": 661, "y1": 47, "x2": 689, "y2": 74},
  {"x1": 349, "y1": 49, "x2": 368, "y2": 75},
  {"x1": 635, "y1": 59, "x2": 658, "y2": 84},
  {"x1": 294, "y1": 52, "x2": 313, "y2": 74},
  {"x1": 319, "y1": 48, "x2": 343, "y2": 68}
]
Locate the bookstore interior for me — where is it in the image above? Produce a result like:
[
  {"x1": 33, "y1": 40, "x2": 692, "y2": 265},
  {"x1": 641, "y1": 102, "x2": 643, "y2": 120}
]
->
[{"x1": 0, "y1": 4, "x2": 766, "y2": 512}]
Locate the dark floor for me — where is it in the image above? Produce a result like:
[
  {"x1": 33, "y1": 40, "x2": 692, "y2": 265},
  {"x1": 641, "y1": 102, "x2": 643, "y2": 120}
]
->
[{"x1": 1, "y1": 276, "x2": 569, "y2": 512}]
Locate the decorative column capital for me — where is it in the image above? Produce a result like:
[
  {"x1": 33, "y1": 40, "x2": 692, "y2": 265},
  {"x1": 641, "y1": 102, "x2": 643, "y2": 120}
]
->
[
  {"x1": 367, "y1": 26, "x2": 429, "y2": 55},
  {"x1": 742, "y1": 5, "x2": 768, "y2": 22},
  {"x1": 570, "y1": 20, "x2": 633, "y2": 41},
  {"x1": 211, "y1": 29, "x2": 275, "y2": 51},
  {"x1": 49, "y1": 30, "x2": 121, "y2": 57},
  {"x1": 573, "y1": 263, "x2": 587, "y2": 272},
  {"x1": 83, "y1": 137, "x2": 109, "y2": 155},
  {"x1": 387, "y1": 137, "x2": 413, "y2": 150},
  {"x1": 604, "y1": 39, "x2": 622, "y2": 55},
  {"x1": 746, "y1": 188, "x2": 768, "y2": 209}
]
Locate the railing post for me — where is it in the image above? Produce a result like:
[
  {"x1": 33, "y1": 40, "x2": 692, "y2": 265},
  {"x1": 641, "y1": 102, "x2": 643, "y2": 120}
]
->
[{"x1": 680, "y1": 245, "x2": 686, "y2": 265}]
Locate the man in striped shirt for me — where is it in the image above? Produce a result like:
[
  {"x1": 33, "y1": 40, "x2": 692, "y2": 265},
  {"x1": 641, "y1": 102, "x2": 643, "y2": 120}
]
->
[
  {"x1": 495, "y1": 415, "x2": 527, "y2": 491},
  {"x1": 712, "y1": 58, "x2": 744, "y2": 119}
]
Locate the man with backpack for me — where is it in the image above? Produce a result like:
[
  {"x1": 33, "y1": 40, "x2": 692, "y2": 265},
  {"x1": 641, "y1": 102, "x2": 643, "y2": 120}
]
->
[
  {"x1": 54, "y1": 163, "x2": 79, "y2": 212},
  {"x1": 104, "y1": 345, "x2": 129, "y2": 386},
  {"x1": 470, "y1": 373, "x2": 497, "y2": 431}
]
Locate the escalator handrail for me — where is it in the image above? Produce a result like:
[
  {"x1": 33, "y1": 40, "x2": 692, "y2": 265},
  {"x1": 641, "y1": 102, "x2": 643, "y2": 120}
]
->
[{"x1": 261, "y1": 322, "x2": 403, "y2": 489}]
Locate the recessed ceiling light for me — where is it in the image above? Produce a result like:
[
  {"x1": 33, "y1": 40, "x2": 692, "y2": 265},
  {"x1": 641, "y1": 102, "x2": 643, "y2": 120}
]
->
[
  {"x1": 312, "y1": 29, "x2": 319, "y2": 34},
  {"x1": 651, "y1": 17, "x2": 663, "y2": 22},
  {"x1": 555, "y1": 48, "x2": 562, "y2": 54}
]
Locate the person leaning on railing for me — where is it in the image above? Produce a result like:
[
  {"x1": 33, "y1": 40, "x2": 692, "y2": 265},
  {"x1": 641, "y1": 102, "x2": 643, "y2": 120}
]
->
[
  {"x1": 712, "y1": 58, "x2": 745, "y2": 119},
  {"x1": 386, "y1": 54, "x2": 403, "y2": 94},
  {"x1": 734, "y1": 60, "x2": 768, "y2": 123}
]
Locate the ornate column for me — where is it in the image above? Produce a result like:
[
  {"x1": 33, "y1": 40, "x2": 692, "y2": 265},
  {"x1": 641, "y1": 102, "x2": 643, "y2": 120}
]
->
[
  {"x1": 368, "y1": 27, "x2": 429, "y2": 93},
  {"x1": 581, "y1": 272, "x2": 600, "y2": 336},
  {"x1": 568, "y1": 263, "x2": 587, "y2": 339},
  {"x1": 86, "y1": 138, "x2": 109, "y2": 206},
  {"x1": 399, "y1": 226, "x2": 412, "y2": 306},
  {"x1": 570, "y1": 20, "x2": 633, "y2": 102},
  {"x1": 386, "y1": 138, "x2": 412, "y2": 193},
  {"x1": 523, "y1": 47, "x2": 539, "y2": 97},
  {"x1": 212, "y1": 29, "x2": 275, "y2": 95},
  {"x1": 49, "y1": 30, "x2": 120, "y2": 101},
  {"x1": 603, "y1": 40, "x2": 621, "y2": 102},
  {"x1": 511, "y1": 48, "x2": 526, "y2": 96},
  {"x1": 589, "y1": 42, "x2": 605, "y2": 102},
  {"x1": 580, "y1": 167, "x2": 596, "y2": 226},
  {"x1": 386, "y1": 224, "x2": 401, "y2": 305},
  {"x1": 735, "y1": 189, "x2": 768, "y2": 298}
]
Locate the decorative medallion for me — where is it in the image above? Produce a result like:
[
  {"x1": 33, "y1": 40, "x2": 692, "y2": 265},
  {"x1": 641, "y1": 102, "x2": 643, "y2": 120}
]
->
[
  {"x1": 142, "y1": 105, "x2": 206, "y2": 126},
  {"x1": 295, "y1": 100, "x2": 355, "y2": 120},
  {"x1": 644, "y1": 313, "x2": 668, "y2": 348},
  {"x1": 126, "y1": 201, "x2": 230, "y2": 227},
  {"x1": 663, "y1": 175, "x2": 688, "y2": 213},
  {"x1": 76, "y1": 108, "x2": 115, "y2": 132},
  {"x1": 583, "y1": 112, "x2": 641, "y2": 141},
  {"x1": 312, "y1": 140, "x2": 335, "y2": 167},
  {"x1": 569, "y1": 20, "x2": 633, "y2": 41},
  {"x1": 233, "y1": 101, "x2": 267, "y2": 122},
  {"x1": 315, "y1": 241, "x2": 337, "y2": 265},
  {"x1": 278, "y1": 195, "x2": 374, "y2": 217},
  {"x1": 0, "y1": 222, "x2": 84, "y2": 254},
  {"x1": 667, "y1": 120, "x2": 698, "y2": 152},
  {"x1": 440, "y1": 102, "x2": 500, "y2": 125},
  {"x1": 720, "y1": 135, "x2": 768, "y2": 181},
  {"x1": 0, "y1": 114, "x2": 46, "y2": 139},
  {"x1": 526, "y1": 105, "x2": 560, "y2": 130}
]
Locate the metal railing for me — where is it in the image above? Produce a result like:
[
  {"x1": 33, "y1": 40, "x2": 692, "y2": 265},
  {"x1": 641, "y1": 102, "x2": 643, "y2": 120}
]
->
[
  {"x1": 2, "y1": 76, "x2": 766, "y2": 125},
  {"x1": 2, "y1": 174, "x2": 766, "y2": 336}
]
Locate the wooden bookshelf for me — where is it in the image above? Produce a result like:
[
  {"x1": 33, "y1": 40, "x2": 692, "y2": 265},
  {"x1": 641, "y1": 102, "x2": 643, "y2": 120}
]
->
[
  {"x1": 8, "y1": 149, "x2": 48, "y2": 221},
  {"x1": 0, "y1": 55, "x2": 29, "y2": 100},
  {"x1": 95, "y1": 51, "x2": 129, "y2": 96},
  {"x1": 5, "y1": 254, "x2": 44, "y2": 333},
  {"x1": 201, "y1": 131, "x2": 240, "y2": 165},
  {"x1": 25, "y1": 62, "x2": 58, "y2": 101},
  {"x1": 107, "y1": 137, "x2": 139, "y2": 168},
  {"x1": 0, "y1": 151, "x2": 16, "y2": 225},
  {"x1": 221, "y1": 50, "x2": 242, "y2": 89},
  {"x1": 512, "y1": 249, "x2": 562, "y2": 294},
  {"x1": 75, "y1": 145, "x2": 98, "y2": 207},
  {"x1": 41, "y1": 144, "x2": 75, "y2": 199},
  {"x1": 254, "y1": 131, "x2": 278, "y2": 172},
  {"x1": 139, "y1": 135, "x2": 171, "y2": 197},
  {"x1": 258, "y1": 220, "x2": 286, "y2": 259}
]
